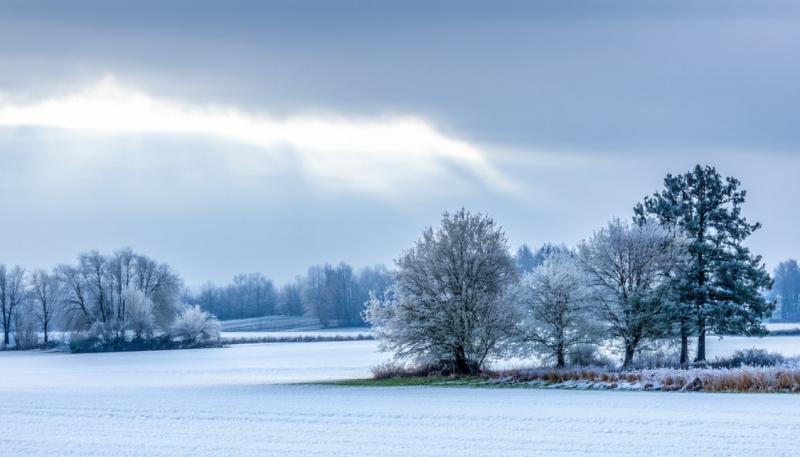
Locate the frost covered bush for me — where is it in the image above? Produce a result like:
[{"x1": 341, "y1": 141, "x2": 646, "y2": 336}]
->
[
  {"x1": 631, "y1": 349, "x2": 682, "y2": 369},
  {"x1": 710, "y1": 348, "x2": 786, "y2": 368},
  {"x1": 170, "y1": 305, "x2": 221, "y2": 343},
  {"x1": 370, "y1": 362, "x2": 443, "y2": 380},
  {"x1": 567, "y1": 344, "x2": 614, "y2": 368}
]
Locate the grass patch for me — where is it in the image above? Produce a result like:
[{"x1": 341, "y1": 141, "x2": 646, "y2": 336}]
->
[
  {"x1": 327, "y1": 376, "x2": 483, "y2": 387},
  {"x1": 326, "y1": 365, "x2": 800, "y2": 393}
]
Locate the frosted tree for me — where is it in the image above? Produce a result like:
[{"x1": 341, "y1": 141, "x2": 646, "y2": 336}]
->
[
  {"x1": 56, "y1": 248, "x2": 183, "y2": 341},
  {"x1": 170, "y1": 305, "x2": 221, "y2": 343},
  {"x1": 123, "y1": 287, "x2": 156, "y2": 338},
  {"x1": 635, "y1": 165, "x2": 774, "y2": 361},
  {"x1": 578, "y1": 219, "x2": 686, "y2": 369},
  {"x1": 512, "y1": 252, "x2": 600, "y2": 368},
  {"x1": 365, "y1": 209, "x2": 518, "y2": 375}
]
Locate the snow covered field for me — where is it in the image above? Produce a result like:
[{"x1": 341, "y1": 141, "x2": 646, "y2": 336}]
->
[
  {"x1": 706, "y1": 335, "x2": 800, "y2": 358},
  {"x1": 3, "y1": 339, "x2": 800, "y2": 456}
]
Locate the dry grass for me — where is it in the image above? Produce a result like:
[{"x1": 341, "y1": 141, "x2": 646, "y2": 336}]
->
[{"x1": 488, "y1": 366, "x2": 800, "y2": 393}]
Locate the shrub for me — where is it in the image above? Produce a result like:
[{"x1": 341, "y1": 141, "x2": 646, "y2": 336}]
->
[
  {"x1": 567, "y1": 344, "x2": 614, "y2": 368},
  {"x1": 69, "y1": 333, "x2": 218, "y2": 353},
  {"x1": 631, "y1": 349, "x2": 681, "y2": 369},
  {"x1": 710, "y1": 348, "x2": 785, "y2": 368},
  {"x1": 170, "y1": 305, "x2": 221, "y2": 343},
  {"x1": 371, "y1": 361, "x2": 453, "y2": 380}
]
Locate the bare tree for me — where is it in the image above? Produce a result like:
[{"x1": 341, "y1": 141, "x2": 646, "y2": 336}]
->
[
  {"x1": 304, "y1": 265, "x2": 334, "y2": 326},
  {"x1": 771, "y1": 259, "x2": 800, "y2": 321},
  {"x1": 366, "y1": 209, "x2": 518, "y2": 375},
  {"x1": 577, "y1": 219, "x2": 685, "y2": 369},
  {"x1": 6, "y1": 266, "x2": 27, "y2": 347},
  {"x1": 512, "y1": 252, "x2": 601, "y2": 368},
  {"x1": 29, "y1": 269, "x2": 63, "y2": 345},
  {"x1": 0, "y1": 265, "x2": 26, "y2": 346},
  {"x1": 279, "y1": 279, "x2": 305, "y2": 316},
  {"x1": 0, "y1": 265, "x2": 11, "y2": 346}
]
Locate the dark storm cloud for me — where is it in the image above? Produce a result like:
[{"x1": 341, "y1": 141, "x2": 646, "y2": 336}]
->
[{"x1": 2, "y1": 0, "x2": 800, "y2": 150}]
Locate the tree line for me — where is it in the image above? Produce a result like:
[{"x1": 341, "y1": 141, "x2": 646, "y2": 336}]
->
[
  {"x1": 187, "y1": 263, "x2": 392, "y2": 326},
  {"x1": 367, "y1": 165, "x2": 777, "y2": 373},
  {"x1": 1, "y1": 164, "x2": 792, "y2": 359},
  {"x1": 0, "y1": 252, "x2": 393, "y2": 348}
]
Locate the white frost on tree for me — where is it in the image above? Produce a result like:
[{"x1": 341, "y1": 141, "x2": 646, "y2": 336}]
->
[
  {"x1": 512, "y1": 252, "x2": 601, "y2": 368},
  {"x1": 56, "y1": 248, "x2": 183, "y2": 341},
  {"x1": 365, "y1": 209, "x2": 518, "y2": 375},
  {"x1": 123, "y1": 287, "x2": 156, "y2": 339},
  {"x1": 577, "y1": 219, "x2": 686, "y2": 369},
  {"x1": 170, "y1": 305, "x2": 221, "y2": 343}
]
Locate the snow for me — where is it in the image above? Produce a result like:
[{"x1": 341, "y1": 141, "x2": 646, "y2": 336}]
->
[
  {"x1": 764, "y1": 322, "x2": 800, "y2": 332},
  {"x1": 706, "y1": 335, "x2": 800, "y2": 358},
  {"x1": 3, "y1": 339, "x2": 800, "y2": 456}
]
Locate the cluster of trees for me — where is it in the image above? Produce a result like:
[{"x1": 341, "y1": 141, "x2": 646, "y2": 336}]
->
[
  {"x1": 191, "y1": 273, "x2": 280, "y2": 320},
  {"x1": 3, "y1": 252, "x2": 394, "y2": 348},
  {"x1": 190, "y1": 263, "x2": 392, "y2": 326},
  {"x1": 367, "y1": 165, "x2": 775, "y2": 373},
  {"x1": 0, "y1": 248, "x2": 218, "y2": 349}
]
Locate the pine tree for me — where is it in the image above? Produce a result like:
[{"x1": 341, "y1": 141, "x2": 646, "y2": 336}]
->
[{"x1": 634, "y1": 165, "x2": 774, "y2": 363}]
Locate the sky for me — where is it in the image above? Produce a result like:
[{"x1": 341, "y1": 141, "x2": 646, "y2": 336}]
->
[{"x1": 1, "y1": 0, "x2": 798, "y2": 286}]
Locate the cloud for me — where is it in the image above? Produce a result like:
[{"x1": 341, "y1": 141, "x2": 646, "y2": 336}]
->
[{"x1": 0, "y1": 76, "x2": 515, "y2": 194}]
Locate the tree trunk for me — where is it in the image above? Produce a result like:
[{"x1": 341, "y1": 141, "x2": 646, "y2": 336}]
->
[
  {"x1": 556, "y1": 350, "x2": 566, "y2": 369},
  {"x1": 454, "y1": 347, "x2": 471, "y2": 375},
  {"x1": 622, "y1": 343, "x2": 636, "y2": 370},
  {"x1": 681, "y1": 329, "x2": 689, "y2": 370},
  {"x1": 679, "y1": 323, "x2": 689, "y2": 369},
  {"x1": 695, "y1": 318, "x2": 706, "y2": 362}
]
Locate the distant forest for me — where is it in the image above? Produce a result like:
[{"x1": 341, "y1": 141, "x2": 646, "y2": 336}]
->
[{"x1": 186, "y1": 264, "x2": 393, "y2": 326}]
